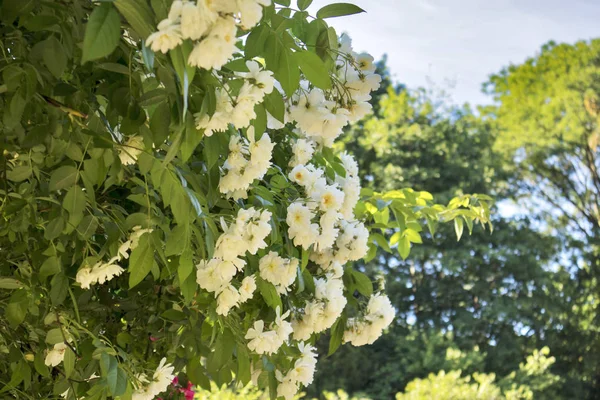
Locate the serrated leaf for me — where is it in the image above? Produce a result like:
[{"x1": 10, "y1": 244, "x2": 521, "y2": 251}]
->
[{"x1": 82, "y1": 3, "x2": 121, "y2": 63}]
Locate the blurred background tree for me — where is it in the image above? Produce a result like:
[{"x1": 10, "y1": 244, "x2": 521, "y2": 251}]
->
[{"x1": 306, "y1": 40, "x2": 600, "y2": 399}]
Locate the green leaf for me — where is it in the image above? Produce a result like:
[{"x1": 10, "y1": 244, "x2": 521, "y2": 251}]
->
[
  {"x1": 454, "y1": 218, "x2": 464, "y2": 241},
  {"x1": 352, "y1": 270, "x2": 373, "y2": 297},
  {"x1": 237, "y1": 345, "x2": 251, "y2": 386},
  {"x1": 1, "y1": 0, "x2": 35, "y2": 24},
  {"x1": 165, "y1": 224, "x2": 189, "y2": 256},
  {"x1": 178, "y1": 250, "x2": 194, "y2": 287},
  {"x1": 63, "y1": 347, "x2": 75, "y2": 378},
  {"x1": 49, "y1": 166, "x2": 79, "y2": 192},
  {"x1": 405, "y1": 228, "x2": 423, "y2": 244},
  {"x1": 316, "y1": 3, "x2": 365, "y2": 19},
  {"x1": 245, "y1": 24, "x2": 270, "y2": 59},
  {"x1": 40, "y1": 256, "x2": 61, "y2": 280},
  {"x1": 188, "y1": 357, "x2": 211, "y2": 390},
  {"x1": 77, "y1": 215, "x2": 99, "y2": 239},
  {"x1": 0, "y1": 278, "x2": 24, "y2": 289},
  {"x1": 371, "y1": 232, "x2": 392, "y2": 253},
  {"x1": 114, "y1": 0, "x2": 155, "y2": 39},
  {"x1": 276, "y1": 48, "x2": 300, "y2": 97},
  {"x1": 139, "y1": 88, "x2": 167, "y2": 107},
  {"x1": 297, "y1": 0, "x2": 313, "y2": 10},
  {"x1": 45, "y1": 328, "x2": 64, "y2": 345},
  {"x1": 82, "y1": 3, "x2": 121, "y2": 63},
  {"x1": 257, "y1": 278, "x2": 282, "y2": 311},
  {"x1": 34, "y1": 351, "x2": 50, "y2": 378},
  {"x1": 113, "y1": 367, "x2": 128, "y2": 396},
  {"x1": 208, "y1": 329, "x2": 235, "y2": 374},
  {"x1": 398, "y1": 236, "x2": 410, "y2": 260},
  {"x1": 128, "y1": 233, "x2": 155, "y2": 288},
  {"x1": 63, "y1": 185, "x2": 86, "y2": 230},
  {"x1": 6, "y1": 165, "x2": 31, "y2": 182},
  {"x1": 328, "y1": 313, "x2": 347, "y2": 355},
  {"x1": 50, "y1": 273, "x2": 69, "y2": 306},
  {"x1": 100, "y1": 353, "x2": 119, "y2": 396},
  {"x1": 264, "y1": 89, "x2": 285, "y2": 123},
  {"x1": 43, "y1": 37, "x2": 67, "y2": 78},
  {"x1": 150, "y1": 101, "x2": 171, "y2": 146},
  {"x1": 294, "y1": 50, "x2": 332, "y2": 89}
]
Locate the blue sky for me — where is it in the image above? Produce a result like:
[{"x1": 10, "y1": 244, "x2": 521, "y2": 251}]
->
[{"x1": 309, "y1": 0, "x2": 600, "y2": 105}]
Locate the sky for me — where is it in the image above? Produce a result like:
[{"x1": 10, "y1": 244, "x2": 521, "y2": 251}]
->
[{"x1": 308, "y1": 0, "x2": 600, "y2": 106}]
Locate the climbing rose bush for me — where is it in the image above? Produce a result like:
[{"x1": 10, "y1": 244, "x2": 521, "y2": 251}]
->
[{"x1": 0, "y1": 0, "x2": 491, "y2": 399}]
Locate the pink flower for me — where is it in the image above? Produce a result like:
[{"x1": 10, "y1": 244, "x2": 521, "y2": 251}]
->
[
  {"x1": 172, "y1": 376, "x2": 179, "y2": 386},
  {"x1": 149, "y1": 336, "x2": 158, "y2": 342}
]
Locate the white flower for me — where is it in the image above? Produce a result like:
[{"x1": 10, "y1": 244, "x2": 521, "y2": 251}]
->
[
  {"x1": 119, "y1": 136, "x2": 145, "y2": 165},
  {"x1": 180, "y1": 0, "x2": 217, "y2": 40},
  {"x1": 289, "y1": 139, "x2": 315, "y2": 167},
  {"x1": 92, "y1": 259, "x2": 124, "y2": 285},
  {"x1": 149, "y1": 357, "x2": 175, "y2": 395},
  {"x1": 259, "y1": 252, "x2": 298, "y2": 293},
  {"x1": 366, "y1": 293, "x2": 395, "y2": 331},
  {"x1": 45, "y1": 343, "x2": 68, "y2": 367},
  {"x1": 167, "y1": 0, "x2": 183, "y2": 20},
  {"x1": 276, "y1": 376, "x2": 298, "y2": 400},
  {"x1": 194, "y1": 86, "x2": 234, "y2": 135},
  {"x1": 133, "y1": 358, "x2": 175, "y2": 399},
  {"x1": 239, "y1": 275, "x2": 257, "y2": 303},
  {"x1": 239, "y1": 60, "x2": 275, "y2": 96},
  {"x1": 146, "y1": 19, "x2": 182, "y2": 54},
  {"x1": 130, "y1": 226, "x2": 152, "y2": 245},
  {"x1": 274, "y1": 307, "x2": 293, "y2": 342},
  {"x1": 355, "y1": 52, "x2": 376, "y2": 73},
  {"x1": 188, "y1": 16, "x2": 238, "y2": 70},
  {"x1": 236, "y1": 0, "x2": 271, "y2": 29},
  {"x1": 315, "y1": 185, "x2": 345, "y2": 212},
  {"x1": 245, "y1": 320, "x2": 280, "y2": 355},
  {"x1": 289, "y1": 359, "x2": 316, "y2": 386},
  {"x1": 76, "y1": 267, "x2": 95, "y2": 290},
  {"x1": 216, "y1": 285, "x2": 240, "y2": 315}
]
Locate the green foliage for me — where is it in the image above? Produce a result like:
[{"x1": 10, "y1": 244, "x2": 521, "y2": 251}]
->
[
  {"x1": 0, "y1": 1, "x2": 492, "y2": 399},
  {"x1": 396, "y1": 370, "x2": 503, "y2": 400}
]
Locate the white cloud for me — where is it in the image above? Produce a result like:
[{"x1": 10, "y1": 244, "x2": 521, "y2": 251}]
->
[{"x1": 308, "y1": 0, "x2": 600, "y2": 105}]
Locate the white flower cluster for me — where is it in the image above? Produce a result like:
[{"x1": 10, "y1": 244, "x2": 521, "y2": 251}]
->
[
  {"x1": 146, "y1": 0, "x2": 271, "y2": 70},
  {"x1": 75, "y1": 226, "x2": 152, "y2": 289},
  {"x1": 245, "y1": 307, "x2": 293, "y2": 355},
  {"x1": 286, "y1": 153, "x2": 365, "y2": 256},
  {"x1": 196, "y1": 208, "x2": 271, "y2": 315},
  {"x1": 291, "y1": 275, "x2": 346, "y2": 340},
  {"x1": 343, "y1": 293, "x2": 396, "y2": 346},
  {"x1": 219, "y1": 127, "x2": 275, "y2": 200},
  {"x1": 287, "y1": 34, "x2": 381, "y2": 147},
  {"x1": 195, "y1": 61, "x2": 275, "y2": 136},
  {"x1": 259, "y1": 252, "x2": 298, "y2": 294},
  {"x1": 276, "y1": 343, "x2": 318, "y2": 400},
  {"x1": 132, "y1": 358, "x2": 175, "y2": 400}
]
